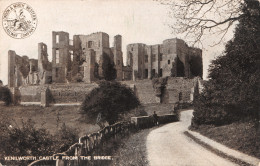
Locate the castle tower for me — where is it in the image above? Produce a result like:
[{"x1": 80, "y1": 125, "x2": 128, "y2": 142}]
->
[
  {"x1": 52, "y1": 31, "x2": 70, "y2": 83},
  {"x1": 8, "y1": 50, "x2": 16, "y2": 87},
  {"x1": 113, "y1": 35, "x2": 123, "y2": 80}
]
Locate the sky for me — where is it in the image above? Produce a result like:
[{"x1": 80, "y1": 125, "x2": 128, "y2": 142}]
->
[{"x1": 0, "y1": 0, "x2": 235, "y2": 85}]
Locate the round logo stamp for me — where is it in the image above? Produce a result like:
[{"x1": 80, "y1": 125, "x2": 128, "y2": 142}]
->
[{"x1": 2, "y1": 2, "x2": 37, "y2": 39}]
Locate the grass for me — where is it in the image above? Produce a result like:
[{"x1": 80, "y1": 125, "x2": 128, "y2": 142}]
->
[
  {"x1": 110, "y1": 128, "x2": 152, "y2": 166},
  {"x1": 192, "y1": 121, "x2": 260, "y2": 159},
  {"x1": 0, "y1": 103, "x2": 176, "y2": 136},
  {"x1": 184, "y1": 131, "x2": 252, "y2": 166},
  {"x1": 0, "y1": 105, "x2": 100, "y2": 137}
]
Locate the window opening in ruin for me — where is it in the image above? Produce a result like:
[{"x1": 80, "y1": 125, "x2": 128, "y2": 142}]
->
[
  {"x1": 145, "y1": 55, "x2": 148, "y2": 63},
  {"x1": 118, "y1": 60, "x2": 120, "y2": 65},
  {"x1": 140, "y1": 61, "x2": 142, "y2": 65},
  {"x1": 70, "y1": 50, "x2": 73, "y2": 61},
  {"x1": 58, "y1": 92, "x2": 61, "y2": 96},
  {"x1": 179, "y1": 92, "x2": 183, "y2": 101},
  {"x1": 88, "y1": 41, "x2": 93, "y2": 48},
  {"x1": 152, "y1": 54, "x2": 156, "y2": 62},
  {"x1": 98, "y1": 41, "x2": 100, "y2": 47},
  {"x1": 159, "y1": 68, "x2": 163, "y2": 77},
  {"x1": 56, "y1": 35, "x2": 59, "y2": 44},
  {"x1": 131, "y1": 47, "x2": 133, "y2": 51},
  {"x1": 168, "y1": 60, "x2": 170, "y2": 64},
  {"x1": 159, "y1": 54, "x2": 163, "y2": 61},
  {"x1": 42, "y1": 45, "x2": 45, "y2": 49},
  {"x1": 56, "y1": 49, "x2": 59, "y2": 63},
  {"x1": 56, "y1": 68, "x2": 59, "y2": 77},
  {"x1": 69, "y1": 40, "x2": 73, "y2": 45}
]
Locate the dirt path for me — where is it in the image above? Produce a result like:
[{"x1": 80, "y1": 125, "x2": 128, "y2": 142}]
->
[{"x1": 146, "y1": 110, "x2": 238, "y2": 166}]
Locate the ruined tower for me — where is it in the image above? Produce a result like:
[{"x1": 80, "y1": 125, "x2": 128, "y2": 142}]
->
[
  {"x1": 52, "y1": 31, "x2": 71, "y2": 83},
  {"x1": 38, "y1": 43, "x2": 52, "y2": 84},
  {"x1": 113, "y1": 35, "x2": 123, "y2": 81}
]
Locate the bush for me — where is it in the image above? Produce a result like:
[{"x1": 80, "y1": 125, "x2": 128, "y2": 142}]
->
[
  {"x1": 81, "y1": 81, "x2": 140, "y2": 125},
  {"x1": 152, "y1": 77, "x2": 168, "y2": 97},
  {"x1": 0, "y1": 86, "x2": 12, "y2": 105},
  {"x1": 0, "y1": 118, "x2": 78, "y2": 165}
]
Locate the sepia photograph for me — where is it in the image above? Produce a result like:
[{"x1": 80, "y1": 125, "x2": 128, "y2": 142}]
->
[{"x1": 0, "y1": 0, "x2": 259, "y2": 165}]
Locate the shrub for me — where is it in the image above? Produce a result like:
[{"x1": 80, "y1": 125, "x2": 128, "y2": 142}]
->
[
  {"x1": 81, "y1": 81, "x2": 140, "y2": 125},
  {"x1": 152, "y1": 77, "x2": 168, "y2": 98},
  {"x1": 0, "y1": 118, "x2": 78, "y2": 165},
  {"x1": 0, "y1": 86, "x2": 12, "y2": 105}
]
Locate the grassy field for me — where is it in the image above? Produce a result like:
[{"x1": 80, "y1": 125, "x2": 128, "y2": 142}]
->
[
  {"x1": 0, "y1": 105, "x2": 100, "y2": 137},
  {"x1": 0, "y1": 103, "x2": 176, "y2": 137}
]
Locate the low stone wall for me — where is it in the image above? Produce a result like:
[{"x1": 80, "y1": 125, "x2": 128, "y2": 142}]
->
[
  {"x1": 166, "y1": 77, "x2": 198, "y2": 103},
  {"x1": 131, "y1": 114, "x2": 178, "y2": 129},
  {"x1": 48, "y1": 83, "x2": 98, "y2": 103},
  {"x1": 18, "y1": 83, "x2": 98, "y2": 105},
  {"x1": 17, "y1": 77, "x2": 200, "y2": 106},
  {"x1": 19, "y1": 86, "x2": 45, "y2": 102}
]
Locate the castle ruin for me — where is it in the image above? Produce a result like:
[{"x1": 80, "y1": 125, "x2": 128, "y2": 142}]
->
[
  {"x1": 127, "y1": 38, "x2": 202, "y2": 81},
  {"x1": 7, "y1": 31, "x2": 203, "y2": 106},
  {"x1": 8, "y1": 31, "x2": 124, "y2": 87}
]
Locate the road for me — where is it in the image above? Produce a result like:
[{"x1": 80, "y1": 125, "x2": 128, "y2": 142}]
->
[{"x1": 146, "y1": 110, "x2": 238, "y2": 166}]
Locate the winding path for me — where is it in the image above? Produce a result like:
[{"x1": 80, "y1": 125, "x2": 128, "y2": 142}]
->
[{"x1": 146, "y1": 110, "x2": 238, "y2": 166}]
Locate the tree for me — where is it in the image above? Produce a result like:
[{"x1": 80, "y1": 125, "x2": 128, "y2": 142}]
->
[
  {"x1": 159, "y1": 0, "x2": 249, "y2": 45},
  {"x1": 0, "y1": 86, "x2": 12, "y2": 105},
  {"x1": 81, "y1": 81, "x2": 140, "y2": 126},
  {"x1": 192, "y1": 0, "x2": 260, "y2": 126},
  {"x1": 102, "y1": 53, "x2": 117, "y2": 81}
]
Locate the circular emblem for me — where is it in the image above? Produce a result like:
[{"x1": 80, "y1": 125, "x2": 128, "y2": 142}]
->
[{"x1": 2, "y1": 2, "x2": 37, "y2": 39}]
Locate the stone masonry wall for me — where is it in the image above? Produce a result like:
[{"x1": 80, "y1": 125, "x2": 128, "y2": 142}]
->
[{"x1": 19, "y1": 83, "x2": 98, "y2": 104}]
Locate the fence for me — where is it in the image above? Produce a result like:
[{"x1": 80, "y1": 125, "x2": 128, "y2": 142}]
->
[{"x1": 29, "y1": 114, "x2": 178, "y2": 166}]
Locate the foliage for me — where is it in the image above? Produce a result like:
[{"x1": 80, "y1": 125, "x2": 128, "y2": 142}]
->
[
  {"x1": 71, "y1": 73, "x2": 83, "y2": 82},
  {"x1": 0, "y1": 86, "x2": 12, "y2": 105},
  {"x1": 192, "y1": 0, "x2": 260, "y2": 126},
  {"x1": 102, "y1": 53, "x2": 117, "y2": 81},
  {"x1": 81, "y1": 81, "x2": 140, "y2": 125},
  {"x1": 0, "y1": 118, "x2": 78, "y2": 165},
  {"x1": 152, "y1": 77, "x2": 168, "y2": 98}
]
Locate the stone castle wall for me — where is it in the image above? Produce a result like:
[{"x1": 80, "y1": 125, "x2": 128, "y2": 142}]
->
[
  {"x1": 19, "y1": 83, "x2": 98, "y2": 105},
  {"x1": 17, "y1": 77, "x2": 199, "y2": 106}
]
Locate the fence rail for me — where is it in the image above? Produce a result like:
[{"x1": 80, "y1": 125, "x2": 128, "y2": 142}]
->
[{"x1": 29, "y1": 114, "x2": 178, "y2": 166}]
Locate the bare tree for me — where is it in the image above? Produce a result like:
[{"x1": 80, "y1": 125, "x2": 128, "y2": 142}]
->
[{"x1": 158, "y1": 0, "x2": 246, "y2": 46}]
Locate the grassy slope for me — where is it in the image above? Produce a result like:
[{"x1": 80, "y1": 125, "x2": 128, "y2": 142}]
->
[
  {"x1": 193, "y1": 121, "x2": 260, "y2": 159},
  {"x1": 0, "y1": 103, "x2": 176, "y2": 136},
  {"x1": 0, "y1": 105, "x2": 99, "y2": 137},
  {"x1": 110, "y1": 128, "x2": 152, "y2": 166}
]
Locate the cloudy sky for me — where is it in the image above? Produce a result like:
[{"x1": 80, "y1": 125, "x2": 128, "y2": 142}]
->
[{"x1": 0, "y1": 0, "x2": 234, "y2": 85}]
